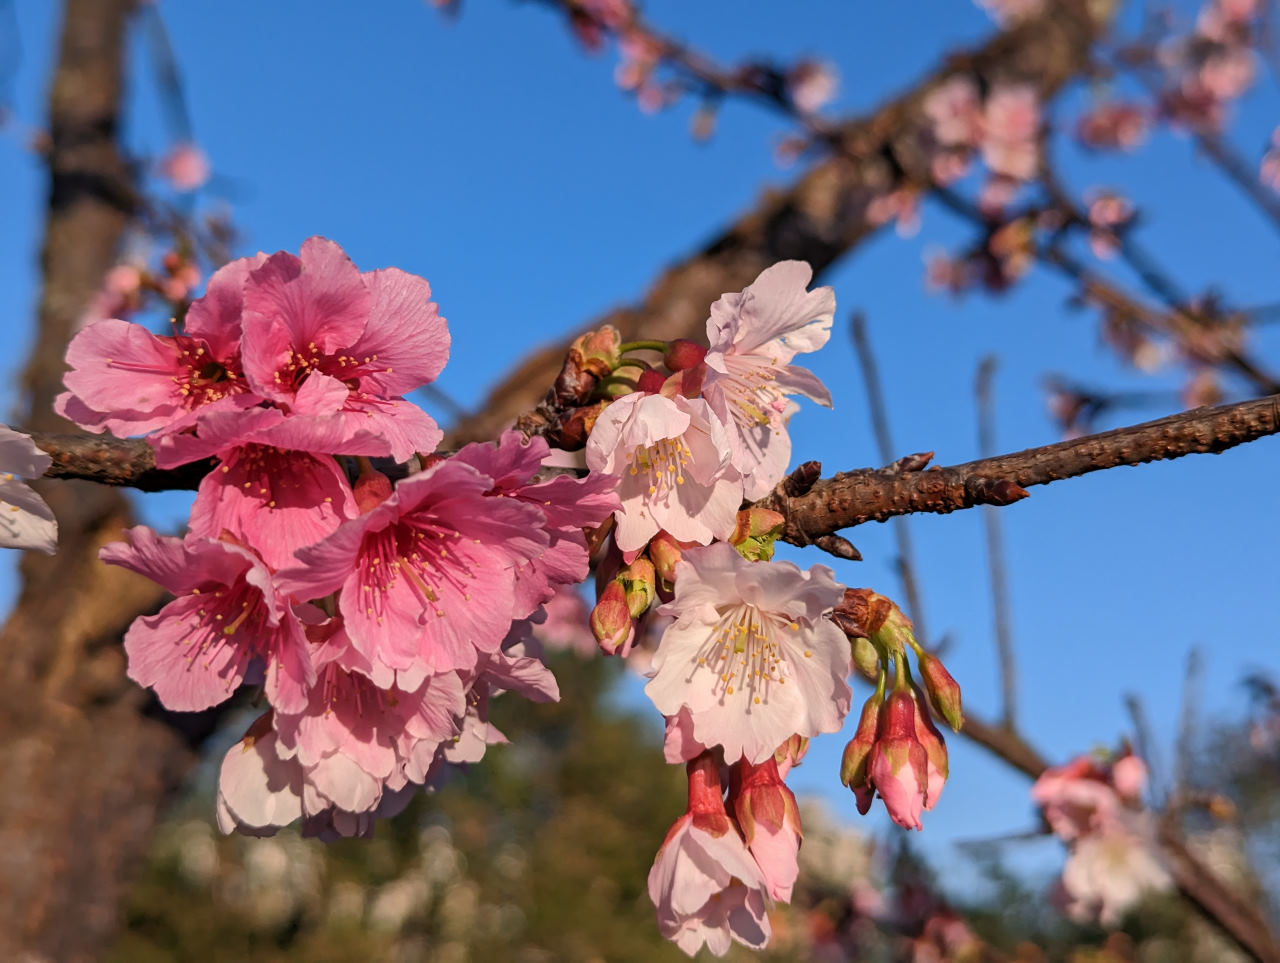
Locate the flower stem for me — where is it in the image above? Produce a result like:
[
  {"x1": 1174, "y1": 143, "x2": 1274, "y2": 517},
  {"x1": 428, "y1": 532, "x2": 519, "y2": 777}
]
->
[{"x1": 617, "y1": 339, "x2": 668, "y2": 355}]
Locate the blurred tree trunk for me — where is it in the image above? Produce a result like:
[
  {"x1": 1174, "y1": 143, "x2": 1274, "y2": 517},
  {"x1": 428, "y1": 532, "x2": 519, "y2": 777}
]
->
[{"x1": 0, "y1": 2, "x2": 201, "y2": 958}]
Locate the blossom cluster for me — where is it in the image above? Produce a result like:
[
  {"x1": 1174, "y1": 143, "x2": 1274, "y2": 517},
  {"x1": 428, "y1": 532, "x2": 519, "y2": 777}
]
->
[
  {"x1": 1031, "y1": 750, "x2": 1172, "y2": 925},
  {"x1": 58, "y1": 237, "x2": 617, "y2": 837}
]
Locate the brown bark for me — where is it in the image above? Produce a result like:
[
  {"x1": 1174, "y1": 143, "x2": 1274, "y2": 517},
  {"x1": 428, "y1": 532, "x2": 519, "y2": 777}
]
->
[
  {"x1": 0, "y1": 2, "x2": 207, "y2": 959},
  {"x1": 446, "y1": 1, "x2": 1103, "y2": 445}
]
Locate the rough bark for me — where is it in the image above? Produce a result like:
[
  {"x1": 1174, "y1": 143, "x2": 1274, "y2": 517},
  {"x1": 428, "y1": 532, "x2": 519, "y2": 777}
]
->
[{"x1": 0, "y1": 3, "x2": 210, "y2": 959}]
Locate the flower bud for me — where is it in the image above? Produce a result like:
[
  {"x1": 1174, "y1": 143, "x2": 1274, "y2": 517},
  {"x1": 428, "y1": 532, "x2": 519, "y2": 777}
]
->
[
  {"x1": 916, "y1": 650, "x2": 963, "y2": 731},
  {"x1": 774, "y1": 734, "x2": 809, "y2": 778},
  {"x1": 868, "y1": 689, "x2": 929, "y2": 830},
  {"x1": 910, "y1": 683, "x2": 949, "y2": 810},
  {"x1": 648, "y1": 530, "x2": 685, "y2": 596},
  {"x1": 590, "y1": 580, "x2": 635, "y2": 656},
  {"x1": 635, "y1": 369, "x2": 667, "y2": 394},
  {"x1": 353, "y1": 466, "x2": 393, "y2": 512},
  {"x1": 840, "y1": 693, "x2": 882, "y2": 792},
  {"x1": 568, "y1": 325, "x2": 623, "y2": 379},
  {"x1": 664, "y1": 338, "x2": 708, "y2": 372},
  {"x1": 851, "y1": 636, "x2": 880, "y2": 680},
  {"x1": 730, "y1": 507, "x2": 786, "y2": 562},
  {"x1": 731, "y1": 757, "x2": 802, "y2": 902},
  {"x1": 618, "y1": 557, "x2": 657, "y2": 618}
]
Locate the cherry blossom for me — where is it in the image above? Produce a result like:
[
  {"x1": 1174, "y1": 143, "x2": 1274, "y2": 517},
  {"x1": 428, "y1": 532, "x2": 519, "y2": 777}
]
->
[
  {"x1": 585, "y1": 390, "x2": 742, "y2": 554},
  {"x1": 644, "y1": 541, "x2": 851, "y2": 765},
  {"x1": 0, "y1": 424, "x2": 57, "y2": 554},
  {"x1": 100, "y1": 527, "x2": 312, "y2": 712},
  {"x1": 701, "y1": 261, "x2": 835, "y2": 499},
  {"x1": 648, "y1": 754, "x2": 772, "y2": 957}
]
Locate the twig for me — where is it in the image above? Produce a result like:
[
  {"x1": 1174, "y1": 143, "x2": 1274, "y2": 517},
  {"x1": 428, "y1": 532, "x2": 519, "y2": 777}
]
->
[
  {"x1": 976, "y1": 356, "x2": 1017, "y2": 729},
  {"x1": 849, "y1": 311, "x2": 930, "y2": 645},
  {"x1": 1125, "y1": 691, "x2": 1163, "y2": 801},
  {"x1": 1171, "y1": 647, "x2": 1203, "y2": 809}
]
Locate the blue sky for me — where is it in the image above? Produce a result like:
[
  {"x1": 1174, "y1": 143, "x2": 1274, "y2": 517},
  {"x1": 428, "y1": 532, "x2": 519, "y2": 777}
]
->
[{"x1": 2, "y1": 0, "x2": 1278, "y2": 892}]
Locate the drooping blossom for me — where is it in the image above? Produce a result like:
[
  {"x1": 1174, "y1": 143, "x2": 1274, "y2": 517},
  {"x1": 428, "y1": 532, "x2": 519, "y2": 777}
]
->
[
  {"x1": 701, "y1": 261, "x2": 835, "y2": 499},
  {"x1": 645, "y1": 541, "x2": 852, "y2": 765},
  {"x1": 0, "y1": 424, "x2": 57, "y2": 554},
  {"x1": 100, "y1": 526, "x2": 312, "y2": 713},
  {"x1": 585, "y1": 390, "x2": 742, "y2": 554},
  {"x1": 648, "y1": 753, "x2": 772, "y2": 957}
]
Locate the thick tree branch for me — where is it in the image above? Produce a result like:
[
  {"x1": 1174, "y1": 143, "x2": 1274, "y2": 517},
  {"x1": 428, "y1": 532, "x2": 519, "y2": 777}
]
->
[{"x1": 446, "y1": 1, "x2": 1102, "y2": 445}]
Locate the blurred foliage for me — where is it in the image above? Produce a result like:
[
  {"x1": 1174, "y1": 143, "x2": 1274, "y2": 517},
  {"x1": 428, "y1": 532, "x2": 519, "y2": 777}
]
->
[{"x1": 110, "y1": 659, "x2": 1280, "y2": 962}]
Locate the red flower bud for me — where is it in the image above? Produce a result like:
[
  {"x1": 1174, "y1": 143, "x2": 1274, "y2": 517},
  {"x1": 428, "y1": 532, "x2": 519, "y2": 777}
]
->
[
  {"x1": 840, "y1": 693, "x2": 882, "y2": 791},
  {"x1": 663, "y1": 338, "x2": 708, "y2": 372},
  {"x1": 590, "y1": 580, "x2": 635, "y2": 656},
  {"x1": 636, "y1": 369, "x2": 667, "y2": 394}
]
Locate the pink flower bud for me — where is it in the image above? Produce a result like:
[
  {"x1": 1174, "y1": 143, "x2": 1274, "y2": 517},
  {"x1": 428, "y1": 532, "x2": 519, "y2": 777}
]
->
[
  {"x1": 840, "y1": 693, "x2": 882, "y2": 792},
  {"x1": 917, "y1": 651, "x2": 963, "y2": 731},
  {"x1": 353, "y1": 467, "x2": 393, "y2": 512},
  {"x1": 648, "y1": 530, "x2": 685, "y2": 595},
  {"x1": 663, "y1": 338, "x2": 708, "y2": 372},
  {"x1": 773, "y1": 734, "x2": 809, "y2": 778},
  {"x1": 910, "y1": 684, "x2": 949, "y2": 810},
  {"x1": 591, "y1": 580, "x2": 635, "y2": 655},
  {"x1": 618, "y1": 557, "x2": 657, "y2": 617},
  {"x1": 869, "y1": 689, "x2": 929, "y2": 830},
  {"x1": 731, "y1": 756, "x2": 802, "y2": 901},
  {"x1": 729, "y1": 507, "x2": 786, "y2": 561}
]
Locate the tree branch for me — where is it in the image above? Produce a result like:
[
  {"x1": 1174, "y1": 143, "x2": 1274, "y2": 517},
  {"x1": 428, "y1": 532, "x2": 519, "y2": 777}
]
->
[{"x1": 767, "y1": 393, "x2": 1280, "y2": 542}]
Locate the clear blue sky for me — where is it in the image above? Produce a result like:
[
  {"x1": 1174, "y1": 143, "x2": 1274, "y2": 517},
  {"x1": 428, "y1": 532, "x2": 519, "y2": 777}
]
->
[{"x1": 1, "y1": 0, "x2": 1277, "y2": 891}]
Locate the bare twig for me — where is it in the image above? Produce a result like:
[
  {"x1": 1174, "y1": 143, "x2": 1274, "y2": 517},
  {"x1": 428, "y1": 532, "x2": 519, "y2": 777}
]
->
[
  {"x1": 850, "y1": 311, "x2": 930, "y2": 645},
  {"x1": 976, "y1": 356, "x2": 1017, "y2": 730},
  {"x1": 1171, "y1": 647, "x2": 1204, "y2": 809}
]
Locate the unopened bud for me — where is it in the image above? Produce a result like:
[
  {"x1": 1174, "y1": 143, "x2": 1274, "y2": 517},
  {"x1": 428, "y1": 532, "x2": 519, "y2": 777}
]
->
[
  {"x1": 636, "y1": 369, "x2": 667, "y2": 394},
  {"x1": 354, "y1": 466, "x2": 393, "y2": 512},
  {"x1": 917, "y1": 651, "x2": 963, "y2": 731},
  {"x1": 618, "y1": 557, "x2": 657, "y2": 618},
  {"x1": 648, "y1": 531, "x2": 685, "y2": 596},
  {"x1": 851, "y1": 636, "x2": 880, "y2": 680},
  {"x1": 663, "y1": 338, "x2": 708, "y2": 372},
  {"x1": 774, "y1": 734, "x2": 809, "y2": 778},
  {"x1": 910, "y1": 684, "x2": 949, "y2": 810},
  {"x1": 730, "y1": 507, "x2": 786, "y2": 561},
  {"x1": 568, "y1": 325, "x2": 623, "y2": 379},
  {"x1": 840, "y1": 693, "x2": 882, "y2": 792},
  {"x1": 590, "y1": 580, "x2": 635, "y2": 656}
]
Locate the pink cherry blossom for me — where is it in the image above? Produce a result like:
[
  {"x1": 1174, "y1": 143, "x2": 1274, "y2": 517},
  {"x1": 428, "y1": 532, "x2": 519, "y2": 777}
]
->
[
  {"x1": 452, "y1": 430, "x2": 619, "y2": 616},
  {"x1": 981, "y1": 85, "x2": 1040, "y2": 181},
  {"x1": 924, "y1": 76, "x2": 982, "y2": 149},
  {"x1": 101, "y1": 527, "x2": 312, "y2": 712},
  {"x1": 279, "y1": 457, "x2": 550, "y2": 683},
  {"x1": 1030, "y1": 755, "x2": 1122, "y2": 841},
  {"x1": 644, "y1": 541, "x2": 852, "y2": 765},
  {"x1": 0, "y1": 424, "x2": 57, "y2": 554},
  {"x1": 648, "y1": 754, "x2": 772, "y2": 957},
  {"x1": 57, "y1": 255, "x2": 262, "y2": 439},
  {"x1": 1057, "y1": 817, "x2": 1171, "y2": 925},
  {"x1": 585, "y1": 391, "x2": 742, "y2": 554},
  {"x1": 701, "y1": 261, "x2": 835, "y2": 499},
  {"x1": 238, "y1": 237, "x2": 450, "y2": 461}
]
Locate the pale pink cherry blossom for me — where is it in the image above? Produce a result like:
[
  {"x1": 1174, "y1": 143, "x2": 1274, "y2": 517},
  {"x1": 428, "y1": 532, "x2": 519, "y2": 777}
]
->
[
  {"x1": 57, "y1": 254, "x2": 264, "y2": 439},
  {"x1": 1056, "y1": 817, "x2": 1172, "y2": 925},
  {"x1": 1086, "y1": 190, "x2": 1134, "y2": 260},
  {"x1": 1110, "y1": 752, "x2": 1148, "y2": 803},
  {"x1": 701, "y1": 261, "x2": 835, "y2": 499},
  {"x1": 0, "y1": 424, "x2": 57, "y2": 554},
  {"x1": 923, "y1": 76, "x2": 982, "y2": 149},
  {"x1": 731, "y1": 756, "x2": 802, "y2": 902},
  {"x1": 216, "y1": 712, "x2": 303, "y2": 837},
  {"x1": 271, "y1": 625, "x2": 466, "y2": 818},
  {"x1": 529, "y1": 584, "x2": 597, "y2": 658},
  {"x1": 585, "y1": 390, "x2": 742, "y2": 554},
  {"x1": 644, "y1": 542, "x2": 852, "y2": 766},
  {"x1": 100, "y1": 526, "x2": 313, "y2": 713},
  {"x1": 648, "y1": 753, "x2": 772, "y2": 956},
  {"x1": 452, "y1": 430, "x2": 619, "y2": 617},
  {"x1": 238, "y1": 236, "x2": 450, "y2": 462},
  {"x1": 980, "y1": 85, "x2": 1040, "y2": 182},
  {"x1": 157, "y1": 141, "x2": 211, "y2": 192},
  {"x1": 1030, "y1": 755, "x2": 1121, "y2": 842},
  {"x1": 278, "y1": 457, "x2": 550, "y2": 683},
  {"x1": 787, "y1": 60, "x2": 838, "y2": 115}
]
